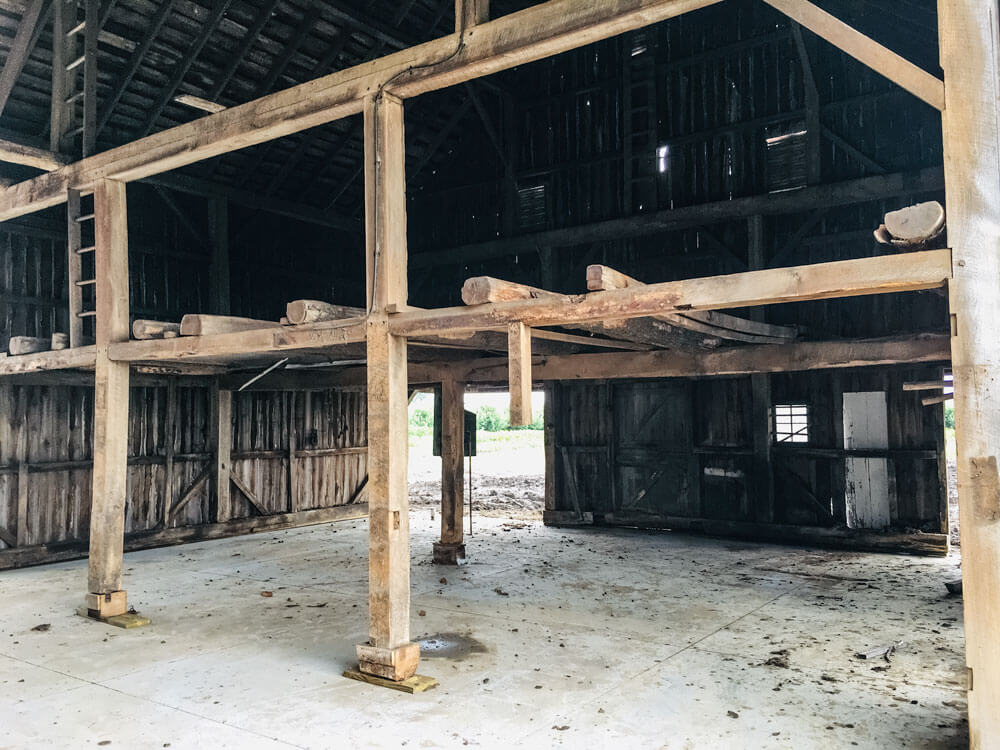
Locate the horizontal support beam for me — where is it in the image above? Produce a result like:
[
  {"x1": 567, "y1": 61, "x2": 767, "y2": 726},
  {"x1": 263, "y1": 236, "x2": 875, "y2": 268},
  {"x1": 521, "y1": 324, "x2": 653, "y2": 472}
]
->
[
  {"x1": 226, "y1": 334, "x2": 950, "y2": 389},
  {"x1": 763, "y1": 0, "x2": 944, "y2": 111},
  {"x1": 449, "y1": 333, "x2": 951, "y2": 383},
  {"x1": 391, "y1": 250, "x2": 952, "y2": 338},
  {"x1": 0, "y1": 138, "x2": 68, "y2": 172},
  {"x1": 413, "y1": 168, "x2": 945, "y2": 268},
  {"x1": 0, "y1": 0, "x2": 722, "y2": 222}
]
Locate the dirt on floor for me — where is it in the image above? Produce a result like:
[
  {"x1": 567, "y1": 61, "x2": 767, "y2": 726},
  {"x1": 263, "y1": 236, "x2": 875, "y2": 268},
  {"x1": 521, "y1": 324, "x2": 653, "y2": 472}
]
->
[{"x1": 408, "y1": 434, "x2": 545, "y2": 519}]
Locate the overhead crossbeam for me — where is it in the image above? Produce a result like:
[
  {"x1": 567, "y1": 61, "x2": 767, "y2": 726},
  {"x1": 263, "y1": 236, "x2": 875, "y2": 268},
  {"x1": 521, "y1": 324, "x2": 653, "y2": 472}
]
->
[{"x1": 763, "y1": 0, "x2": 944, "y2": 111}]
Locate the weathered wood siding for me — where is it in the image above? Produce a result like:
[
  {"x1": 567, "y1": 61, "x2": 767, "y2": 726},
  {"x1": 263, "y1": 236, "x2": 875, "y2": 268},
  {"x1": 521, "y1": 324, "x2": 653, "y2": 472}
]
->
[{"x1": 551, "y1": 365, "x2": 947, "y2": 549}]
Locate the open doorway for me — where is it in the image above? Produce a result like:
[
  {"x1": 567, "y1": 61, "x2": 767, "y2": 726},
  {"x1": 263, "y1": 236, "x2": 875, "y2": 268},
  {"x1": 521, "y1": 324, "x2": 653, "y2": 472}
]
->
[{"x1": 408, "y1": 390, "x2": 546, "y2": 523}]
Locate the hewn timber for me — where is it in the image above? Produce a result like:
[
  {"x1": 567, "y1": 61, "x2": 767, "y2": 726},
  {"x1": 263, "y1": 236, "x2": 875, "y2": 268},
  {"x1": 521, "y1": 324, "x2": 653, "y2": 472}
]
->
[
  {"x1": 586, "y1": 264, "x2": 797, "y2": 343},
  {"x1": 87, "y1": 179, "x2": 130, "y2": 615},
  {"x1": 434, "y1": 378, "x2": 466, "y2": 564},
  {"x1": 0, "y1": 0, "x2": 46, "y2": 118},
  {"x1": 286, "y1": 300, "x2": 366, "y2": 325},
  {"x1": 180, "y1": 314, "x2": 281, "y2": 336},
  {"x1": 939, "y1": 0, "x2": 1000, "y2": 745},
  {"x1": 0, "y1": 0, "x2": 723, "y2": 223},
  {"x1": 763, "y1": 0, "x2": 944, "y2": 111},
  {"x1": 393, "y1": 250, "x2": 952, "y2": 338},
  {"x1": 132, "y1": 320, "x2": 181, "y2": 339},
  {"x1": 508, "y1": 321, "x2": 533, "y2": 426},
  {"x1": 0, "y1": 137, "x2": 68, "y2": 172}
]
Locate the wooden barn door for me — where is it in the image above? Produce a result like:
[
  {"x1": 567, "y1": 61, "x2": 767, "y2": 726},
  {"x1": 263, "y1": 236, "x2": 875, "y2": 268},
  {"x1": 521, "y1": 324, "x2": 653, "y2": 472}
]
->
[{"x1": 843, "y1": 391, "x2": 891, "y2": 529}]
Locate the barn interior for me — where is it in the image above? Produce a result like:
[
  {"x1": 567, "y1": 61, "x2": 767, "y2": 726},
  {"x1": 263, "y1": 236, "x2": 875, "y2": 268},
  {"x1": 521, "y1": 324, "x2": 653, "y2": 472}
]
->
[{"x1": 0, "y1": 0, "x2": 994, "y2": 747}]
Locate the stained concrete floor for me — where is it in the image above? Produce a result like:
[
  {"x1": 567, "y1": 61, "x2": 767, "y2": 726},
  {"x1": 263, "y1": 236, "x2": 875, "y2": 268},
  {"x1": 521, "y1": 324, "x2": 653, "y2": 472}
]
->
[{"x1": 0, "y1": 511, "x2": 968, "y2": 749}]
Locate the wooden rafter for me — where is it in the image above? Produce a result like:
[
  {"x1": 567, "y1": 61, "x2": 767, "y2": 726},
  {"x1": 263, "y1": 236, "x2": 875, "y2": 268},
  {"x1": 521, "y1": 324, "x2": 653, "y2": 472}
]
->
[
  {"x1": 0, "y1": 0, "x2": 725, "y2": 222},
  {"x1": 763, "y1": 0, "x2": 944, "y2": 110},
  {"x1": 0, "y1": 0, "x2": 46, "y2": 118}
]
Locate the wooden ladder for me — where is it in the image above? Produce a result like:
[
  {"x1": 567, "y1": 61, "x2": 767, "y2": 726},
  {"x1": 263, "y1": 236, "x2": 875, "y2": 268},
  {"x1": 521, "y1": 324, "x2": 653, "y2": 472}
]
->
[
  {"x1": 51, "y1": 0, "x2": 98, "y2": 157},
  {"x1": 67, "y1": 189, "x2": 97, "y2": 347},
  {"x1": 623, "y1": 29, "x2": 659, "y2": 215}
]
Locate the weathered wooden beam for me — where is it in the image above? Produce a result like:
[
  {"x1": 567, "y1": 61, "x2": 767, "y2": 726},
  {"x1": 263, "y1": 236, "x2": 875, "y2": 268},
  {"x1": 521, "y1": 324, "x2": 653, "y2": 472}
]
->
[
  {"x1": 359, "y1": 91, "x2": 417, "y2": 683},
  {"x1": 8, "y1": 336, "x2": 51, "y2": 355},
  {"x1": 902, "y1": 380, "x2": 951, "y2": 392},
  {"x1": 432, "y1": 378, "x2": 466, "y2": 564},
  {"x1": 456, "y1": 0, "x2": 489, "y2": 32},
  {"x1": 286, "y1": 300, "x2": 366, "y2": 325},
  {"x1": 450, "y1": 334, "x2": 951, "y2": 384},
  {"x1": 0, "y1": 138, "x2": 68, "y2": 171},
  {"x1": 211, "y1": 383, "x2": 233, "y2": 523},
  {"x1": 508, "y1": 321, "x2": 532, "y2": 425},
  {"x1": 179, "y1": 314, "x2": 281, "y2": 336},
  {"x1": 132, "y1": 319, "x2": 180, "y2": 339},
  {"x1": 586, "y1": 264, "x2": 797, "y2": 343},
  {"x1": 763, "y1": 0, "x2": 944, "y2": 110},
  {"x1": 939, "y1": 1, "x2": 1000, "y2": 743},
  {"x1": 0, "y1": 0, "x2": 723, "y2": 222},
  {"x1": 395, "y1": 250, "x2": 951, "y2": 338},
  {"x1": 85, "y1": 178, "x2": 130, "y2": 619}
]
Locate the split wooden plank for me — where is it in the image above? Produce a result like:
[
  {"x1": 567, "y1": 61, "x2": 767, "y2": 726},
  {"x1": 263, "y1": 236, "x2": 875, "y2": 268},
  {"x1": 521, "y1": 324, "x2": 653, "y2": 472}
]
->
[
  {"x1": 434, "y1": 378, "x2": 466, "y2": 564},
  {"x1": 508, "y1": 322, "x2": 533, "y2": 426},
  {"x1": 0, "y1": 0, "x2": 724, "y2": 223},
  {"x1": 286, "y1": 300, "x2": 366, "y2": 324},
  {"x1": 179, "y1": 314, "x2": 282, "y2": 336},
  {"x1": 397, "y1": 250, "x2": 951, "y2": 339},
  {"x1": 586, "y1": 264, "x2": 797, "y2": 343},
  {"x1": 763, "y1": 0, "x2": 944, "y2": 110},
  {"x1": 132, "y1": 320, "x2": 181, "y2": 339},
  {"x1": 903, "y1": 380, "x2": 952, "y2": 392}
]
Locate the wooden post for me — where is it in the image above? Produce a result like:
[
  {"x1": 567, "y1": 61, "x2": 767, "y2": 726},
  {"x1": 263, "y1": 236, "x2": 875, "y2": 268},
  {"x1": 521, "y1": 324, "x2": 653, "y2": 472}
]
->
[
  {"x1": 208, "y1": 197, "x2": 230, "y2": 315},
  {"x1": 938, "y1": 3, "x2": 1000, "y2": 745},
  {"x1": 357, "y1": 92, "x2": 418, "y2": 682},
  {"x1": 747, "y1": 215, "x2": 775, "y2": 522},
  {"x1": 508, "y1": 321, "x2": 533, "y2": 426},
  {"x1": 211, "y1": 381, "x2": 232, "y2": 523},
  {"x1": 85, "y1": 178, "x2": 130, "y2": 619},
  {"x1": 456, "y1": 0, "x2": 489, "y2": 32},
  {"x1": 434, "y1": 379, "x2": 466, "y2": 564}
]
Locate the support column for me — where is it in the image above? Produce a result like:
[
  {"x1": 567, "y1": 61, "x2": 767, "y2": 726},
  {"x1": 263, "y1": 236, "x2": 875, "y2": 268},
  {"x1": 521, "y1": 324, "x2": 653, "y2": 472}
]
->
[
  {"x1": 455, "y1": 0, "x2": 489, "y2": 32},
  {"x1": 434, "y1": 379, "x2": 466, "y2": 564},
  {"x1": 939, "y1": 3, "x2": 1000, "y2": 746},
  {"x1": 85, "y1": 178, "x2": 130, "y2": 619},
  {"x1": 747, "y1": 215, "x2": 775, "y2": 523},
  {"x1": 357, "y1": 91, "x2": 418, "y2": 682},
  {"x1": 211, "y1": 381, "x2": 233, "y2": 523}
]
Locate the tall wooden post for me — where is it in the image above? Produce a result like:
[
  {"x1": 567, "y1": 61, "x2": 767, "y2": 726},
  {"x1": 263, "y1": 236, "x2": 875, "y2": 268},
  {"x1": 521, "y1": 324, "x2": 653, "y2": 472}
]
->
[
  {"x1": 938, "y1": 2, "x2": 1000, "y2": 746},
  {"x1": 85, "y1": 179, "x2": 130, "y2": 619},
  {"x1": 747, "y1": 215, "x2": 775, "y2": 522},
  {"x1": 357, "y1": 92, "x2": 418, "y2": 682},
  {"x1": 455, "y1": 0, "x2": 489, "y2": 32},
  {"x1": 434, "y1": 378, "x2": 466, "y2": 564}
]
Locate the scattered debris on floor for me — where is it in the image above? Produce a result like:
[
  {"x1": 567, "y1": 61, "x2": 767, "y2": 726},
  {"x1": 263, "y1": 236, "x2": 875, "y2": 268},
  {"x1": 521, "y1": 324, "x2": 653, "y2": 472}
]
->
[
  {"x1": 857, "y1": 641, "x2": 906, "y2": 661},
  {"x1": 30, "y1": 623, "x2": 50, "y2": 632}
]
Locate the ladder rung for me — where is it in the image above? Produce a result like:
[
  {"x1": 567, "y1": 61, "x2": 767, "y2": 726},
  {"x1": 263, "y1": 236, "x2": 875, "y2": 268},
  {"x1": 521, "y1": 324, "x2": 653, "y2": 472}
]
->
[
  {"x1": 65, "y1": 91, "x2": 85, "y2": 106},
  {"x1": 76, "y1": 245, "x2": 95, "y2": 254},
  {"x1": 77, "y1": 311, "x2": 96, "y2": 318},
  {"x1": 66, "y1": 55, "x2": 86, "y2": 71},
  {"x1": 75, "y1": 279, "x2": 96, "y2": 287},
  {"x1": 75, "y1": 213, "x2": 94, "y2": 223},
  {"x1": 67, "y1": 21, "x2": 86, "y2": 36},
  {"x1": 64, "y1": 126, "x2": 84, "y2": 137}
]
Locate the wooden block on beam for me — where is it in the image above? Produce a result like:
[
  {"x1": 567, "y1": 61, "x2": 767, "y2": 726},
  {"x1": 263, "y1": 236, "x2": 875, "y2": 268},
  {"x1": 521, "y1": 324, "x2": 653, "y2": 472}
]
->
[
  {"x1": 179, "y1": 314, "x2": 282, "y2": 336},
  {"x1": 8, "y1": 336, "x2": 51, "y2": 355},
  {"x1": 50, "y1": 333, "x2": 69, "y2": 350},
  {"x1": 343, "y1": 669, "x2": 438, "y2": 694},
  {"x1": 508, "y1": 321, "x2": 532, "y2": 426},
  {"x1": 462, "y1": 277, "x2": 557, "y2": 305},
  {"x1": 133, "y1": 320, "x2": 181, "y2": 339},
  {"x1": 286, "y1": 300, "x2": 366, "y2": 325}
]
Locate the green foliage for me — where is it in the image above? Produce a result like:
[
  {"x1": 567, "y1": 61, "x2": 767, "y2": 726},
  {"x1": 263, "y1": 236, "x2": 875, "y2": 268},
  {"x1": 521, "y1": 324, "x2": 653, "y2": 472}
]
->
[
  {"x1": 944, "y1": 405, "x2": 955, "y2": 430},
  {"x1": 409, "y1": 408, "x2": 434, "y2": 437},
  {"x1": 476, "y1": 405, "x2": 507, "y2": 431}
]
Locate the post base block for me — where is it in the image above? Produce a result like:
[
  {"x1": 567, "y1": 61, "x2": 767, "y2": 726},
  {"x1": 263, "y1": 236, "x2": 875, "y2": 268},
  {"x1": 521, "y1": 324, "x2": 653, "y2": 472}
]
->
[
  {"x1": 356, "y1": 641, "x2": 420, "y2": 682},
  {"x1": 432, "y1": 541, "x2": 466, "y2": 565},
  {"x1": 343, "y1": 669, "x2": 438, "y2": 693},
  {"x1": 84, "y1": 590, "x2": 127, "y2": 618}
]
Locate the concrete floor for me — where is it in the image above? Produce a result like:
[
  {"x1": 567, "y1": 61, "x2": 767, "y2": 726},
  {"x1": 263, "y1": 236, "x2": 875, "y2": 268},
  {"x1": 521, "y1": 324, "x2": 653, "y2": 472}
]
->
[{"x1": 0, "y1": 511, "x2": 968, "y2": 749}]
